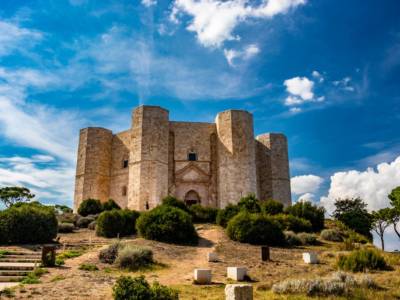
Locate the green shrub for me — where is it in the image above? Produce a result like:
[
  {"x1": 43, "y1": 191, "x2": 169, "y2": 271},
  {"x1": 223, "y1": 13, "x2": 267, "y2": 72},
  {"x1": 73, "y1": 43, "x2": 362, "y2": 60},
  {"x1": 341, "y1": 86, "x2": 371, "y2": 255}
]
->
[
  {"x1": 96, "y1": 209, "x2": 140, "y2": 238},
  {"x1": 76, "y1": 215, "x2": 95, "y2": 228},
  {"x1": 226, "y1": 212, "x2": 285, "y2": 245},
  {"x1": 115, "y1": 245, "x2": 153, "y2": 271},
  {"x1": 273, "y1": 214, "x2": 312, "y2": 233},
  {"x1": 337, "y1": 249, "x2": 388, "y2": 272},
  {"x1": 103, "y1": 199, "x2": 121, "y2": 211},
  {"x1": 79, "y1": 263, "x2": 98, "y2": 271},
  {"x1": 189, "y1": 204, "x2": 219, "y2": 223},
  {"x1": 58, "y1": 222, "x2": 75, "y2": 233},
  {"x1": 284, "y1": 231, "x2": 302, "y2": 246},
  {"x1": 112, "y1": 276, "x2": 178, "y2": 300},
  {"x1": 99, "y1": 242, "x2": 121, "y2": 264},
  {"x1": 285, "y1": 201, "x2": 325, "y2": 232},
  {"x1": 297, "y1": 232, "x2": 318, "y2": 245},
  {"x1": 216, "y1": 204, "x2": 240, "y2": 228},
  {"x1": 136, "y1": 205, "x2": 197, "y2": 244},
  {"x1": 78, "y1": 199, "x2": 103, "y2": 216},
  {"x1": 262, "y1": 199, "x2": 284, "y2": 215},
  {"x1": 238, "y1": 194, "x2": 261, "y2": 213},
  {"x1": 321, "y1": 229, "x2": 343, "y2": 242},
  {"x1": 0, "y1": 202, "x2": 57, "y2": 244},
  {"x1": 161, "y1": 195, "x2": 189, "y2": 213}
]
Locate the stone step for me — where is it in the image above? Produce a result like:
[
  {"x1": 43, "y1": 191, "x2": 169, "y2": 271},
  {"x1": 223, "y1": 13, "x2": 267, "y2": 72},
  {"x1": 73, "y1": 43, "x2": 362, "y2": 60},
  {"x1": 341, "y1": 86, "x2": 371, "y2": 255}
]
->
[
  {"x1": 1, "y1": 252, "x2": 41, "y2": 256},
  {"x1": 0, "y1": 270, "x2": 30, "y2": 276},
  {"x1": 0, "y1": 258, "x2": 40, "y2": 263},
  {"x1": 0, "y1": 276, "x2": 24, "y2": 282},
  {"x1": 0, "y1": 263, "x2": 36, "y2": 271},
  {"x1": 0, "y1": 282, "x2": 19, "y2": 291},
  {"x1": 2, "y1": 255, "x2": 41, "y2": 259}
]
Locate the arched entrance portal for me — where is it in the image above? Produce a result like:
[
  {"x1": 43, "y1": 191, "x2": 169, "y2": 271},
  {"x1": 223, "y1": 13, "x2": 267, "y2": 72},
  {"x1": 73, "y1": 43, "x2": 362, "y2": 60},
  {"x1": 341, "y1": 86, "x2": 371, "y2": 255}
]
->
[{"x1": 184, "y1": 190, "x2": 200, "y2": 206}]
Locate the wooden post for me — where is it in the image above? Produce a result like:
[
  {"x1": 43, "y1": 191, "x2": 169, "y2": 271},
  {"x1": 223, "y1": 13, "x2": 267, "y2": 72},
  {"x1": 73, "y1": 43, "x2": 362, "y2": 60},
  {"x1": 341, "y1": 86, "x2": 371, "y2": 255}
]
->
[
  {"x1": 261, "y1": 246, "x2": 270, "y2": 261},
  {"x1": 42, "y1": 245, "x2": 56, "y2": 267}
]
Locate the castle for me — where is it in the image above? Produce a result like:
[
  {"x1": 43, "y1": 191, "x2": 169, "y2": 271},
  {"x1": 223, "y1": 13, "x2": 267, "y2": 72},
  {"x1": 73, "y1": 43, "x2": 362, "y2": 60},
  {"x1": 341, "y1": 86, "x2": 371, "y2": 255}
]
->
[{"x1": 73, "y1": 105, "x2": 291, "y2": 211}]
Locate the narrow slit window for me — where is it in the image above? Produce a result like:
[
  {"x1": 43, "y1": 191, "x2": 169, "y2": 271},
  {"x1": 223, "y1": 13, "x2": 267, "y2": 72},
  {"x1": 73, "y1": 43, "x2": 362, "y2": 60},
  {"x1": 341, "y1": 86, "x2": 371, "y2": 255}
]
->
[
  {"x1": 122, "y1": 186, "x2": 127, "y2": 196},
  {"x1": 123, "y1": 159, "x2": 129, "y2": 168},
  {"x1": 188, "y1": 152, "x2": 197, "y2": 161}
]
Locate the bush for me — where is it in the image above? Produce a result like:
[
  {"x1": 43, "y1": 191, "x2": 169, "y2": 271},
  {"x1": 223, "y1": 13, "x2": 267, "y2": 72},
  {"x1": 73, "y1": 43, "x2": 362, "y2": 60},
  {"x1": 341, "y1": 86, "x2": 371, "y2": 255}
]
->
[
  {"x1": 284, "y1": 231, "x2": 302, "y2": 246},
  {"x1": 237, "y1": 194, "x2": 261, "y2": 213},
  {"x1": 78, "y1": 199, "x2": 103, "y2": 216},
  {"x1": 161, "y1": 195, "x2": 189, "y2": 213},
  {"x1": 321, "y1": 229, "x2": 343, "y2": 242},
  {"x1": 189, "y1": 204, "x2": 219, "y2": 223},
  {"x1": 273, "y1": 214, "x2": 312, "y2": 233},
  {"x1": 57, "y1": 212, "x2": 78, "y2": 224},
  {"x1": 112, "y1": 276, "x2": 178, "y2": 300},
  {"x1": 297, "y1": 232, "x2": 318, "y2": 245},
  {"x1": 96, "y1": 209, "x2": 140, "y2": 238},
  {"x1": 0, "y1": 203, "x2": 57, "y2": 244},
  {"x1": 285, "y1": 201, "x2": 325, "y2": 232},
  {"x1": 99, "y1": 242, "x2": 121, "y2": 264},
  {"x1": 262, "y1": 199, "x2": 284, "y2": 215},
  {"x1": 103, "y1": 199, "x2": 121, "y2": 211},
  {"x1": 115, "y1": 245, "x2": 153, "y2": 271},
  {"x1": 216, "y1": 204, "x2": 240, "y2": 228},
  {"x1": 58, "y1": 223, "x2": 75, "y2": 233},
  {"x1": 76, "y1": 215, "x2": 95, "y2": 228},
  {"x1": 136, "y1": 205, "x2": 197, "y2": 244},
  {"x1": 337, "y1": 249, "x2": 388, "y2": 272},
  {"x1": 227, "y1": 212, "x2": 285, "y2": 245}
]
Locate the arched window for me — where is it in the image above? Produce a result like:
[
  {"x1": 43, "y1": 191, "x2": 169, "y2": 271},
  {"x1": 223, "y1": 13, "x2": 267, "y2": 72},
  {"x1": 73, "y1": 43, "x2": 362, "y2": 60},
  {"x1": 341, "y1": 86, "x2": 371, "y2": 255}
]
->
[
  {"x1": 184, "y1": 190, "x2": 200, "y2": 206},
  {"x1": 188, "y1": 152, "x2": 197, "y2": 161}
]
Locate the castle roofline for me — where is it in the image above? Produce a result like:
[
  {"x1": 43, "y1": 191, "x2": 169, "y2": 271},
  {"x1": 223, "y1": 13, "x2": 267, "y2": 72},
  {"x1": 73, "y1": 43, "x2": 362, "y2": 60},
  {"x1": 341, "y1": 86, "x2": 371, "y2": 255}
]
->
[{"x1": 134, "y1": 105, "x2": 169, "y2": 113}]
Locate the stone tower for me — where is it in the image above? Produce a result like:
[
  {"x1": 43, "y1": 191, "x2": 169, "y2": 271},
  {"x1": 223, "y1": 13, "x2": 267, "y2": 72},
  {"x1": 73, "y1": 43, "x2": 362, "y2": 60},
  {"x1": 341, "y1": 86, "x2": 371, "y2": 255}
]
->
[
  {"x1": 73, "y1": 105, "x2": 291, "y2": 212},
  {"x1": 215, "y1": 110, "x2": 258, "y2": 207}
]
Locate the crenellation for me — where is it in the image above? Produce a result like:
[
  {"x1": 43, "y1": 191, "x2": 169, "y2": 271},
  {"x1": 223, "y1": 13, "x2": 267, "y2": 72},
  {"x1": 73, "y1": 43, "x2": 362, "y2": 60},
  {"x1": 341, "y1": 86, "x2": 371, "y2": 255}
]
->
[{"x1": 73, "y1": 105, "x2": 291, "y2": 211}]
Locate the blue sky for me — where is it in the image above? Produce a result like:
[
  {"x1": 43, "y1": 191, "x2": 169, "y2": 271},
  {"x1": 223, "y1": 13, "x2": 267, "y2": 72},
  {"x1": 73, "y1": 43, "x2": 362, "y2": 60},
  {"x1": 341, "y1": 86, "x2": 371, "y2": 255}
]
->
[{"x1": 0, "y1": 1, "x2": 399, "y2": 248}]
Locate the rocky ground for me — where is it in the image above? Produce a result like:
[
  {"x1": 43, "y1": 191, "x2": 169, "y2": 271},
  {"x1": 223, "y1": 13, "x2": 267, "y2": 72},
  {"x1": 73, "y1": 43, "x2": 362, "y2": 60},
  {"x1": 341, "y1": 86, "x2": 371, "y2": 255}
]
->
[{"x1": 1, "y1": 225, "x2": 400, "y2": 299}]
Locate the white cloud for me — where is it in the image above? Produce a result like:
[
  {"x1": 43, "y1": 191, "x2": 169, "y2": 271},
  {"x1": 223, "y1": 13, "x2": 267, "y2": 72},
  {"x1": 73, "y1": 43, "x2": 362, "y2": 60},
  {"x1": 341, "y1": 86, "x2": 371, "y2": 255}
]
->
[
  {"x1": 297, "y1": 192, "x2": 316, "y2": 203},
  {"x1": 0, "y1": 20, "x2": 42, "y2": 56},
  {"x1": 332, "y1": 76, "x2": 355, "y2": 92},
  {"x1": 223, "y1": 44, "x2": 260, "y2": 66},
  {"x1": 284, "y1": 76, "x2": 314, "y2": 101},
  {"x1": 291, "y1": 174, "x2": 324, "y2": 195},
  {"x1": 142, "y1": 0, "x2": 157, "y2": 7},
  {"x1": 320, "y1": 156, "x2": 400, "y2": 214},
  {"x1": 312, "y1": 70, "x2": 324, "y2": 82},
  {"x1": 171, "y1": 0, "x2": 306, "y2": 48}
]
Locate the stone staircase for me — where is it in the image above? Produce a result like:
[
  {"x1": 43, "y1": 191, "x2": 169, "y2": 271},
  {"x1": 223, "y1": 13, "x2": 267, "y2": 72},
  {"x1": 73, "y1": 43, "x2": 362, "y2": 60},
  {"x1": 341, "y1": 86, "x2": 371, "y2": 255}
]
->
[{"x1": 0, "y1": 249, "x2": 41, "y2": 287}]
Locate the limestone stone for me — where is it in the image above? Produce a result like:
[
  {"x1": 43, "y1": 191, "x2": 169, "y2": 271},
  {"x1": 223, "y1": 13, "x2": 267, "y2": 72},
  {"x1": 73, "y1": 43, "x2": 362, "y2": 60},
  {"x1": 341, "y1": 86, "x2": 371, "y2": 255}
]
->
[
  {"x1": 303, "y1": 252, "x2": 318, "y2": 264},
  {"x1": 207, "y1": 252, "x2": 218, "y2": 262},
  {"x1": 73, "y1": 105, "x2": 291, "y2": 212},
  {"x1": 227, "y1": 267, "x2": 247, "y2": 281},
  {"x1": 225, "y1": 284, "x2": 253, "y2": 300},
  {"x1": 194, "y1": 269, "x2": 212, "y2": 284}
]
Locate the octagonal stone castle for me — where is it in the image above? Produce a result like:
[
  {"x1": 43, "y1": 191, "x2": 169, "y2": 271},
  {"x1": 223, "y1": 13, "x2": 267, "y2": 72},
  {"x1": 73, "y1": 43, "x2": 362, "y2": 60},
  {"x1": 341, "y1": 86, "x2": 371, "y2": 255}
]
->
[{"x1": 73, "y1": 105, "x2": 291, "y2": 212}]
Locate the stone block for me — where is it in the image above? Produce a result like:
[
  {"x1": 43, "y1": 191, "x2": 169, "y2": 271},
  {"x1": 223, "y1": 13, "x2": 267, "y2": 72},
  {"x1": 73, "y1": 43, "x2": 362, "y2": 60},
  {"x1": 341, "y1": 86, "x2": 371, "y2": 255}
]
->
[
  {"x1": 207, "y1": 252, "x2": 218, "y2": 262},
  {"x1": 227, "y1": 267, "x2": 247, "y2": 281},
  {"x1": 194, "y1": 269, "x2": 212, "y2": 284},
  {"x1": 225, "y1": 284, "x2": 253, "y2": 300},
  {"x1": 302, "y1": 252, "x2": 318, "y2": 264}
]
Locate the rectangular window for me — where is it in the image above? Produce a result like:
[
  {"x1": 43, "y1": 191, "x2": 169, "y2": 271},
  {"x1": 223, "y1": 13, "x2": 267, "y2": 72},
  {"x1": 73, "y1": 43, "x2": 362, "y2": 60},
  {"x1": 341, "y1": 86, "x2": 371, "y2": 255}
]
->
[
  {"x1": 188, "y1": 153, "x2": 197, "y2": 161},
  {"x1": 122, "y1": 186, "x2": 127, "y2": 196},
  {"x1": 123, "y1": 159, "x2": 129, "y2": 168}
]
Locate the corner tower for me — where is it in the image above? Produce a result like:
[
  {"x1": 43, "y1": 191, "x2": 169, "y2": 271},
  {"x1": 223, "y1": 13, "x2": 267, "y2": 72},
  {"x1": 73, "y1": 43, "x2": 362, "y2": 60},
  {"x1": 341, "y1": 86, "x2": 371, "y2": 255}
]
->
[
  {"x1": 215, "y1": 110, "x2": 258, "y2": 208},
  {"x1": 256, "y1": 133, "x2": 291, "y2": 206},
  {"x1": 128, "y1": 106, "x2": 169, "y2": 210},
  {"x1": 73, "y1": 127, "x2": 113, "y2": 212}
]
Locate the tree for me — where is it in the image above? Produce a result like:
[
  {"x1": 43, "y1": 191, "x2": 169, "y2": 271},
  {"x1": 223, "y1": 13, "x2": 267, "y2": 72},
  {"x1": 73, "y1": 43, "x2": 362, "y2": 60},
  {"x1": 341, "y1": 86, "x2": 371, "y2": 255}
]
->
[
  {"x1": 332, "y1": 198, "x2": 373, "y2": 240},
  {"x1": 371, "y1": 208, "x2": 392, "y2": 251},
  {"x1": 0, "y1": 186, "x2": 35, "y2": 208},
  {"x1": 388, "y1": 187, "x2": 400, "y2": 240}
]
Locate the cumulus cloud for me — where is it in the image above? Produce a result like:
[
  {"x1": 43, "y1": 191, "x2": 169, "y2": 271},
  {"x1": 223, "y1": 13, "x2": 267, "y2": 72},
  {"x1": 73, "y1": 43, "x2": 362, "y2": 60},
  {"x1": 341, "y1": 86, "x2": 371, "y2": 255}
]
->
[
  {"x1": 291, "y1": 174, "x2": 324, "y2": 195},
  {"x1": 320, "y1": 156, "x2": 400, "y2": 214},
  {"x1": 171, "y1": 0, "x2": 306, "y2": 48},
  {"x1": 297, "y1": 192, "x2": 316, "y2": 203},
  {"x1": 284, "y1": 76, "x2": 314, "y2": 101},
  {"x1": 223, "y1": 44, "x2": 260, "y2": 66}
]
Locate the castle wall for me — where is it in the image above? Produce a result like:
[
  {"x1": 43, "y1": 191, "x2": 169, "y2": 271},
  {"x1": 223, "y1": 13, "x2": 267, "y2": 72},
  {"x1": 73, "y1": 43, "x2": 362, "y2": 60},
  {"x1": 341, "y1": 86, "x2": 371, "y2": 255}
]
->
[
  {"x1": 109, "y1": 130, "x2": 131, "y2": 208},
  {"x1": 216, "y1": 110, "x2": 258, "y2": 208},
  {"x1": 73, "y1": 127, "x2": 113, "y2": 211},
  {"x1": 256, "y1": 133, "x2": 291, "y2": 206},
  {"x1": 128, "y1": 106, "x2": 169, "y2": 210}
]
